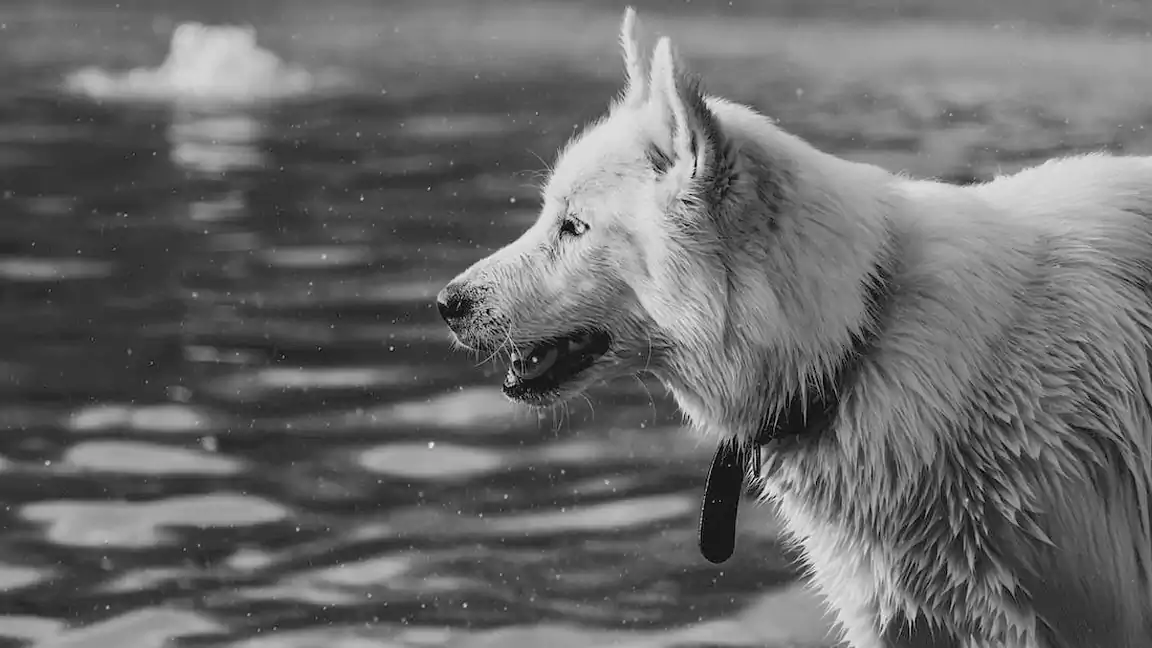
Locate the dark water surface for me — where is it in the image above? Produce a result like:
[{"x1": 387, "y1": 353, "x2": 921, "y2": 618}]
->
[
  {"x1": 0, "y1": 3, "x2": 813, "y2": 647},
  {"x1": 2, "y1": 1, "x2": 1152, "y2": 646}
]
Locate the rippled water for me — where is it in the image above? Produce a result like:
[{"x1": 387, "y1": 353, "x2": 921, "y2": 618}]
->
[{"x1": 2, "y1": 1, "x2": 1152, "y2": 646}]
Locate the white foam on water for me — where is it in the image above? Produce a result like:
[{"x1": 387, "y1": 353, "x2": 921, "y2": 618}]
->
[{"x1": 64, "y1": 22, "x2": 339, "y2": 106}]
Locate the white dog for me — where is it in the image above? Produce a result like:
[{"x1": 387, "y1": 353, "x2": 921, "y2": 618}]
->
[{"x1": 439, "y1": 8, "x2": 1152, "y2": 647}]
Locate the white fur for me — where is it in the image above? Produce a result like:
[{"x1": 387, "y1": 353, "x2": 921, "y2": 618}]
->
[{"x1": 442, "y1": 8, "x2": 1152, "y2": 646}]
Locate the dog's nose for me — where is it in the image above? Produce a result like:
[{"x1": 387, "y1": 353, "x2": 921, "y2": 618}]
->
[{"x1": 436, "y1": 286, "x2": 473, "y2": 322}]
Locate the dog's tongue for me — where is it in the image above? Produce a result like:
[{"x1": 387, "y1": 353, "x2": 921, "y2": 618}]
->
[
  {"x1": 510, "y1": 333, "x2": 598, "y2": 381},
  {"x1": 698, "y1": 440, "x2": 748, "y2": 564}
]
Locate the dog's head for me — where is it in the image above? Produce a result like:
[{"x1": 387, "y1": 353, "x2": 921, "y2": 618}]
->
[
  {"x1": 437, "y1": 9, "x2": 751, "y2": 408},
  {"x1": 437, "y1": 6, "x2": 892, "y2": 425}
]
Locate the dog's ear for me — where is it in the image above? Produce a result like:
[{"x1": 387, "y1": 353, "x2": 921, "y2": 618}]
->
[
  {"x1": 619, "y1": 7, "x2": 646, "y2": 104},
  {"x1": 646, "y1": 37, "x2": 730, "y2": 198}
]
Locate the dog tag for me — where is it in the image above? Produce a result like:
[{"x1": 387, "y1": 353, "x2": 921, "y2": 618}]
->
[{"x1": 698, "y1": 439, "x2": 747, "y2": 564}]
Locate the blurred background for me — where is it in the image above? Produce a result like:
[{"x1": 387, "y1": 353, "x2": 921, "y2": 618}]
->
[{"x1": 0, "y1": 0, "x2": 1150, "y2": 646}]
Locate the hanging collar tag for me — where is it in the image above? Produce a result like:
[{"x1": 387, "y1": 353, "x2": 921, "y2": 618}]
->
[{"x1": 698, "y1": 439, "x2": 747, "y2": 564}]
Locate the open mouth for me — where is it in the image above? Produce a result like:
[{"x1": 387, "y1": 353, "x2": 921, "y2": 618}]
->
[{"x1": 502, "y1": 330, "x2": 611, "y2": 402}]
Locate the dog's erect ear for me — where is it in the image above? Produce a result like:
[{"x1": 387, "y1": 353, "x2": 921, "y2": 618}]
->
[
  {"x1": 647, "y1": 37, "x2": 729, "y2": 195},
  {"x1": 619, "y1": 7, "x2": 646, "y2": 104}
]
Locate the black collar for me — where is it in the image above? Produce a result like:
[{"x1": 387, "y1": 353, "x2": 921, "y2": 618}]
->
[{"x1": 697, "y1": 268, "x2": 891, "y2": 564}]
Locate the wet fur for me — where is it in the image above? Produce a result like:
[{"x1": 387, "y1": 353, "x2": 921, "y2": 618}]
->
[{"x1": 441, "y1": 8, "x2": 1152, "y2": 647}]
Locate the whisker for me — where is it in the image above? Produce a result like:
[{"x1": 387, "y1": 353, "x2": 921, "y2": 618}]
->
[
  {"x1": 633, "y1": 373, "x2": 658, "y2": 428},
  {"x1": 560, "y1": 400, "x2": 571, "y2": 434},
  {"x1": 478, "y1": 322, "x2": 516, "y2": 368},
  {"x1": 478, "y1": 336, "x2": 505, "y2": 367},
  {"x1": 500, "y1": 325, "x2": 517, "y2": 366},
  {"x1": 526, "y1": 148, "x2": 554, "y2": 175},
  {"x1": 550, "y1": 402, "x2": 564, "y2": 435},
  {"x1": 579, "y1": 392, "x2": 596, "y2": 422},
  {"x1": 643, "y1": 329, "x2": 654, "y2": 374}
]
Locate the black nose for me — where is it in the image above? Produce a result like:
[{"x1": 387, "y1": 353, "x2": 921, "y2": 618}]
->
[{"x1": 436, "y1": 286, "x2": 473, "y2": 322}]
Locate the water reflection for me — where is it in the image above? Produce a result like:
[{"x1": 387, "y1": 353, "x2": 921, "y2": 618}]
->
[
  {"x1": 22, "y1": 493, "x2": 289, "y2": 548},
  {"x1": 0, "y1": 4, "x2": 849, "y2": 642},
  {"x1": 26, "y1": 609, "x2": 225, "y2": 648},
  {"x1": 68, "y1": 403, "x2": 223, "y2": 434},
  {"x1": 358, "y1": 442, "x2": 507, "y2": 481},
  {"x1": 60, "y1": 439, "x2": 244, "y2": 475},
  {"x1": 0, "y1": 257, "x2": 114, "y2": 282},
  {"x1": 168, "y1": 110, "x2": 267, "y2": 174},
  {"x1": 3, "y1": 0, "x2": 1151, "y2": 646}
]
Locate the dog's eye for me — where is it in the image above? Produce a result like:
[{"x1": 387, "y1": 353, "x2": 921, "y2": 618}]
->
[{"x1": 559, "y1": 217, "x2": 589, "y2": 237}]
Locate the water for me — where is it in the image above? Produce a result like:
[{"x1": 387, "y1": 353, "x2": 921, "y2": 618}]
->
[
  {"x1": 2, "y1": 1, "x2": 1152, "y2": 646},
  {"x1": 0, "y1": 4, "x2": 818, "y2": 647}
]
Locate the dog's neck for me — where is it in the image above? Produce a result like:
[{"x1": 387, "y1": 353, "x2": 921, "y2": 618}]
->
[
  {"x1": 697, "y1": 259, "x2": 893, "y2": 564},
  {"x1": 654, "y1": 113, "x2": 898, "y2": 445}
]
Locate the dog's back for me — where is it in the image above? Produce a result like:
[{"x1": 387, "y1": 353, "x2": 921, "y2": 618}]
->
[{"x1": 770, "y1": 154, "x2": 1152, "y2": 646}]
